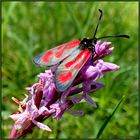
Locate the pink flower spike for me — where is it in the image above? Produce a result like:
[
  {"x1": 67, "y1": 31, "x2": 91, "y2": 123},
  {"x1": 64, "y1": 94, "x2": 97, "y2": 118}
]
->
[{"x1": 9, "y1": 37, "x2": 122, "y2": 138}]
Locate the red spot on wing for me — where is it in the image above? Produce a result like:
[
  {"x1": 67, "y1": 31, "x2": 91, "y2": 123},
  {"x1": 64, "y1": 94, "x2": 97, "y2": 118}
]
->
[
  {"x1": 76, "y1": 49, "x2": 90, "y2": 59},
  {"x1": 74, "y1": 63, "x2": 82, "y2": 69},
  {"x1": 65, "y1": 49, "x2": 91, "y2": 69},
  {"x1": 65, "y1": 59, "x2": 76, "y2": 68},
  {"x1": 55, "y1": 40, "x2": 80, "y2": 58},
  {"x1": 57, "y1": 45, "x2": 65, "y2": 50},
  {"x1": 55, "y1": 50, "x2": 64, "y2": 58},
  {"x1": 42, "y1": 51, "x2": 53, "y2": 63},
  {"x1": 57, "y1": 72, "x2": 72, "y2": 84},
  {"x1": 56, "y1": 40, "x2": 80, "y2": 51},
  {"x1": 66, "y1": 40, "x2": 80, "y2": 49}
]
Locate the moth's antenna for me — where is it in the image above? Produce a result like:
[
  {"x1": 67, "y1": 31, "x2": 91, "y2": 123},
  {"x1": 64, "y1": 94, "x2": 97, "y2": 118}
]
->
[
  {"x1": 97, "y1": 34, "x2": 130, "y2": 40},
  {"x1": 93, "y1": 9, "x2": 103, "y2": 39}
]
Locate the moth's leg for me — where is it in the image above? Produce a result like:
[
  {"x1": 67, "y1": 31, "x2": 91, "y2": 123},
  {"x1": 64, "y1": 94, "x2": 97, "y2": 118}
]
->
[
  {"x1": 91, "y1": 47, "x2": 95, "y2": 65},
  {"x1": 91, "y1": 46, "x2": 99, "y2": 65},
  {"x1": 91, "y1": 45, "x2": 100, "y2": 65}
]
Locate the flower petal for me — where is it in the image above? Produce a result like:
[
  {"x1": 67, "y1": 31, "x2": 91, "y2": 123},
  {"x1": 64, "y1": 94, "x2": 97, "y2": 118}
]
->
[
  {"x1": 10, "y1": 113, "x2": 22, "y2": 122},
  {"x1": 14, "y1": 113, "x2": 28, "y2": 130},
  {"x1": 95, "y1": 41, "x2": 113, "y2": 57},
  {"x1": 89, "y1": 81, "x2": 104, "y2": 92},
  {"x1": 67, "y1": 109, "x2": 84, "y2": 116},
  {"x1": 70, "y1": 95, "x2": 83, "y2": 104},
  {"x1": 32, "y1": 120, "x2": 52, "y2": 132},
  {"x1": 83, "y1": 59, "x2": 119, "y2": 81},
  {"x1": 83, "y1": 93, "x2": 97, "y2": 108},
  {"x1": 100, "y1": 61, "x2": 120, "y2": 72}
]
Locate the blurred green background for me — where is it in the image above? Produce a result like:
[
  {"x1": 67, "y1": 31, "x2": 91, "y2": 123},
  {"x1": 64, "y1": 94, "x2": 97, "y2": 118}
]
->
[{"x1": 2, "y1": 2, "x2": 138, "y2": 139}]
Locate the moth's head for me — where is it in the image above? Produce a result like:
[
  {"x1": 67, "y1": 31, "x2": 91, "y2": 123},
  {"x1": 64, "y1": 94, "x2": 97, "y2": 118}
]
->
[{"x1": 80, "y1": 37, "x2": 96, "y2": 49}]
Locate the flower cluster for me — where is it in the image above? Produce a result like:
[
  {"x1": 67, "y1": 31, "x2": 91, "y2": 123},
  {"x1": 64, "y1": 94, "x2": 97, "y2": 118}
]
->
[{"x1": 9, "y1": 41, "x2": 119, "y2": 138}]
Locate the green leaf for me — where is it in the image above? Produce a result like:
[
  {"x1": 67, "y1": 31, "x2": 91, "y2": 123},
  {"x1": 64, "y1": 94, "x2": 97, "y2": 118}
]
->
[{"x1": 96, "y1": 95, "x2": 125, "y2": 138}]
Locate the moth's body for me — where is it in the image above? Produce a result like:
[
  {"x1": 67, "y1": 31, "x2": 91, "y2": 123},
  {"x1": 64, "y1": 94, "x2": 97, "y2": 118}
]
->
[
  {"x1": 33, "y1": 9, "x2": 129, "y2": 92},
  {"x1": 34, "y1": 38, "x2": 94, "y2": 92}
]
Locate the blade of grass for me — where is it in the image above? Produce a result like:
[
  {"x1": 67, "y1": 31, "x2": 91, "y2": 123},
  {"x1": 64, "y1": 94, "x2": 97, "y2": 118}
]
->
[
  {"x1": 96, "y1": 95, "x2": 125, "y2": 138},
  {"x1": 2, "y1": 2, "x2": 17, "y2": 47},
  {"x1": 83, "y1": 3, "x2": 97, "y2": 35},
  {"x1": 65, "y1": 3, "x2": 83, "y2": 37}
]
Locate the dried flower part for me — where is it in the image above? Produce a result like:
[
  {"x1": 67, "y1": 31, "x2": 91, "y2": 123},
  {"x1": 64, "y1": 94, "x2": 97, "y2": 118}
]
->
[{"x1": 10, "y1": 41, "x2": 120, "y2": 138}]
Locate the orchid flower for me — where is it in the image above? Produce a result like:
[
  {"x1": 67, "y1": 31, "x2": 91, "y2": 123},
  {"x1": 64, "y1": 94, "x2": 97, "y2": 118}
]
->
[{"x1": 9, "y1": 41, "x2": 119, "y2": 138}]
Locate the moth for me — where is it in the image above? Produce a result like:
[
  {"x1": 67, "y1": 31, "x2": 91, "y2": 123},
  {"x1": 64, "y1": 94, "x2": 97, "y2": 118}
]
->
[{"x1": 33, "y1": 9, "x2": 129, "y2": 92}]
